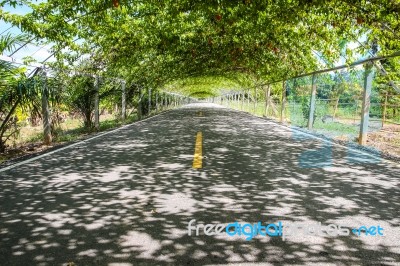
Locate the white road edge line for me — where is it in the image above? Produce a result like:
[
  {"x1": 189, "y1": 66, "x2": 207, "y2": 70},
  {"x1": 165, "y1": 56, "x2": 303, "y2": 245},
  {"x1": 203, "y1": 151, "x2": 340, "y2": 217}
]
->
[{"x1": 0, "y1": 110, "x2": 173, "y2": 173}]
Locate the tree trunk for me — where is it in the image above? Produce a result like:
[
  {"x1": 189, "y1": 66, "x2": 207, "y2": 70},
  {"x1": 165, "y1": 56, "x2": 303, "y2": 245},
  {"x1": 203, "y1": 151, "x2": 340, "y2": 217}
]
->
[
  {"x1": 0, "y1": 98, "x2": 20, "y2": 152},
  {"x1": 84, "y1": 110, "x2": 92, "y2": 128}
]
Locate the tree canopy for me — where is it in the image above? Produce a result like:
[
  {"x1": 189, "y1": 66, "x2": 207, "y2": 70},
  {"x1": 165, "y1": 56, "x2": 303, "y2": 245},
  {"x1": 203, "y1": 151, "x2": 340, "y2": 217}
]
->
[{"x1": 1, "y1": 0, "x2": 399, "y2": 97}]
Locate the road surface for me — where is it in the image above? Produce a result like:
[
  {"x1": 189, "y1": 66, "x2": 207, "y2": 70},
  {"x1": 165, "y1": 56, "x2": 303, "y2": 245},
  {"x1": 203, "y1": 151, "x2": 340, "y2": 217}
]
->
[{"x1": 0, "y1": 103, "x2": 399, "y2": 265}]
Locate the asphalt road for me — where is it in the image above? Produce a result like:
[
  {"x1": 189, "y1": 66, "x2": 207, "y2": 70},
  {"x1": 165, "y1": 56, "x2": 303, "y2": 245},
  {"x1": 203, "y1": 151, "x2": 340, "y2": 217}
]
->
[{"x1": 0, "y1": 103, "x2": 399, "y2": 265}]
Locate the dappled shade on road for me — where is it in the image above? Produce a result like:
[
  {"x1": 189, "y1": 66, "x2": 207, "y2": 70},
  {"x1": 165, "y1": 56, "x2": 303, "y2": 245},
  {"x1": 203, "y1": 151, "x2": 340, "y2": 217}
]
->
[{"x1": 0, "y1": 103, "x2": 399, "y2": 265}]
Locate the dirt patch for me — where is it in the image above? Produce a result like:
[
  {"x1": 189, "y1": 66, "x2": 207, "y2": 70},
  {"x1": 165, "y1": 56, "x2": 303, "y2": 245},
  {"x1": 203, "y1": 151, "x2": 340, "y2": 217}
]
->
[
  {"x1": 0, "y1": 140, "x2": 77, "y2": 167},
  {"x1": 367, "y1": 124, "x2": 400, "y2": 158}
]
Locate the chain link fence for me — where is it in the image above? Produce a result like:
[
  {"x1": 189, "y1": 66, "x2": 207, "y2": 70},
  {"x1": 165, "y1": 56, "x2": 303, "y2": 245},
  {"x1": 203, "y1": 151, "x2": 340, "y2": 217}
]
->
[{"x1": 219, "y1": 63, "x2": 400, "y2": 158}]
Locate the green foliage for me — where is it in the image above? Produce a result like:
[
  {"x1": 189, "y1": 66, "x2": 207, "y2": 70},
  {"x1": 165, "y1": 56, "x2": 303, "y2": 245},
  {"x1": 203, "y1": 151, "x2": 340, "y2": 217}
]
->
[
  {"x1": 2, "y1": 0, "x2": 399, "y2": 97},
  {"x1": 300, "y1": 96, "x2": 318, "y2": 126},
  {"x1": 0, "y1": 33, "x2": 43, "y2": 152},
  {"x1": 0, "y1": 77, "x2": 41, "y2": 152},
  {"x1": 66, "y1": 74, "x2": 96, "y2": 128},
  {"x1": 0, "y1": 33, "x2": 29, "y2": 54}
]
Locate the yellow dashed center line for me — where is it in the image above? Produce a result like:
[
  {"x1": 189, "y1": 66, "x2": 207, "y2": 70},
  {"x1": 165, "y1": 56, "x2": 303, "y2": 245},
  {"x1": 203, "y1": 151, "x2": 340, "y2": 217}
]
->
[{"x1": 192, "y1": 131, "x2": 203, "y2": 169}]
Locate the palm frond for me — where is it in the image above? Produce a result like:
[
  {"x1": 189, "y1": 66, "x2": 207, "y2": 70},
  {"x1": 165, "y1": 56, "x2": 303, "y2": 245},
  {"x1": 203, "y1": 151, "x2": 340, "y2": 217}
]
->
[{"x1": 0, "y1": 33, "x2": 30, "y2": 54}]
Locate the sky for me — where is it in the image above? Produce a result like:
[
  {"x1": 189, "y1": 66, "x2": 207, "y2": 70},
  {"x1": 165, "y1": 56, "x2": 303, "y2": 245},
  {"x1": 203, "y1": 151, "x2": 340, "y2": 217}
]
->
[{"x1": 0, "y1": 0, "x2": 53, "y2": 68}]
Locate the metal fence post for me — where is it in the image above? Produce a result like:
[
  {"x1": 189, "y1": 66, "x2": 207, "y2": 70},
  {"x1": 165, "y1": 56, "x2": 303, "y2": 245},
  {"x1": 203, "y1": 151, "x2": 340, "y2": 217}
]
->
[
  {"x1": 254, "y1": 87, "x2": 257, "y2": 114},
  {"x1": 264, "y1": 84, "x2": 271, "y2": 117},
  {"x1": 155, "y1": 91, "x2": 159, "y2": 112},
  {"x1": 94, "y1": 75, "x2": 100, "y2": 130},
  {"x1": 308, "y1": 74, "x2": 317, "y2": 129},
  {"x1": 247, "y1": 89, "x2": 250, "y2": 111},
  {"x1": 359, "y1": 63, "x2": 374, "y2": 145},
  {"x1": 148, "y1": 88, "x2": 152, "y2": 114},
  {"x1": 41, "y1": 69, "x2": 52, "y2": 145},
  {"x1": 121, "y1": 80, "x2": 126, "y2": 121},
  {"x1": 280, "y1": 81, "x2": 286, "y2": 123},
  {"x1": 383, "y1": 92, "x2": 388, "y2": 127},
  {"x1": 138, "y1": 86, "x2": 143, "y2": 120}
]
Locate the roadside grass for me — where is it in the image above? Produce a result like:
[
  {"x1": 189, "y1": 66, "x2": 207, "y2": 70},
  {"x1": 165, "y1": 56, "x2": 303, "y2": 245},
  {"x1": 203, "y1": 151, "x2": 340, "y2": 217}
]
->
[
  {"x1": 224, "y1": 100, "x2": 400, "y2": 158},
  {"x1": 0, "y1": 112, "x2": 142, "y2": 164},
  {"x1": 0, "y1": 103, "x2": 179, "y2": 165}
]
